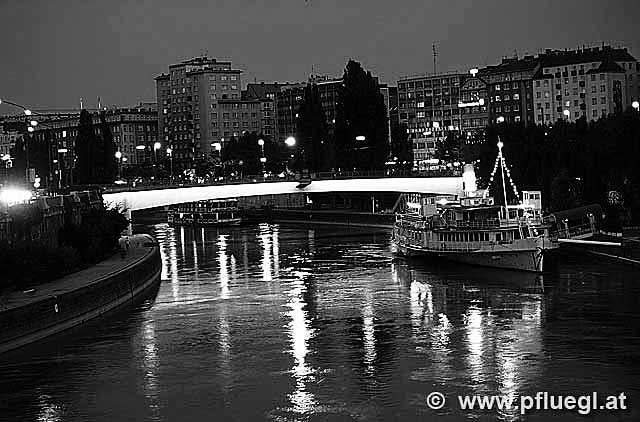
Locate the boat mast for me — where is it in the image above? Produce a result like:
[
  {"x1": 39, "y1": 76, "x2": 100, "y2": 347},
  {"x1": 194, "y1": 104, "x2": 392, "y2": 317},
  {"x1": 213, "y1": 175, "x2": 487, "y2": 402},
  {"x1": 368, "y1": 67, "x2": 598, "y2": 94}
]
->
[{"x1": 497, "y1": 138, "x2": 509, "y2": 219}]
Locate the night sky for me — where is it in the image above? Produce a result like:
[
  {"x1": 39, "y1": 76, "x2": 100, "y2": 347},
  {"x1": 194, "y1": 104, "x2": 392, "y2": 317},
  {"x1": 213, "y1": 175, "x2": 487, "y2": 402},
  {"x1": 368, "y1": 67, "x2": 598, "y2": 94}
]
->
[{"x1": 1, "y1": 0, "x2": 638, "y2": 109}]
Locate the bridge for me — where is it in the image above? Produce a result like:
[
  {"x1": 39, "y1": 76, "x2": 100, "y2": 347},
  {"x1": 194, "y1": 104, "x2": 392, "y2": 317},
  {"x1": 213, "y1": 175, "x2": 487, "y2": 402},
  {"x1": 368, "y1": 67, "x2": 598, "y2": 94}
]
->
[{"x1": 103, "y1": 175, "x2": 463, "y2": 212}]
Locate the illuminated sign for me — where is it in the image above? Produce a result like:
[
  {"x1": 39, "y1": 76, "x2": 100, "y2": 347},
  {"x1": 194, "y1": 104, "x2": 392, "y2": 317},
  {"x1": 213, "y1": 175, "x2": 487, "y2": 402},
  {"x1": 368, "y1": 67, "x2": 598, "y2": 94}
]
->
[{"x1": 458, "y1": 98, "x2": 485, "y2": 108}]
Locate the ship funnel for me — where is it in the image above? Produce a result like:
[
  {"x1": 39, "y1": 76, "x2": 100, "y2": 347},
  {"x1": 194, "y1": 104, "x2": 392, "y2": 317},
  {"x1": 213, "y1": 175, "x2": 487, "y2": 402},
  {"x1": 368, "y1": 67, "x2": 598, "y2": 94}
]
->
[{"x1": 462, "y1": 164, "x2": 477, "y2": 196}]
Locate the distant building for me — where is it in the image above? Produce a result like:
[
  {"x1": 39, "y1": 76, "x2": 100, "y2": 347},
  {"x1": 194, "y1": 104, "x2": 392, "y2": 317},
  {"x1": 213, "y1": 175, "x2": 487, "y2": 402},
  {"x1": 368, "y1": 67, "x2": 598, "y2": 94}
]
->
[
  {"x1": 0, "y1": 104, "x2": 158, "y2": 186},
  {"x1": 397, "y1": 72, "x2": 465, "y2": 167},
  {"x1": 531, "y1": 46, "x2": 640, "y2": 124},
  {"x1": 275, "y1": 74, "x2": 393, "y2": 148},
  {"x1": 479, "y1": 55, "x2": 540, "y2": 126},
  {"x1": 458, "y1": 73, "x2": 489, "y2": 139},
  {"x1": 155, "y1": 56, "x2": 244, "y2": 170},
  {"x1": 244, "y1": 82, "x2": 299, "y2": 139},
  {"x1": 0, "y1": 128, "x2": 20, "y2": 158}
]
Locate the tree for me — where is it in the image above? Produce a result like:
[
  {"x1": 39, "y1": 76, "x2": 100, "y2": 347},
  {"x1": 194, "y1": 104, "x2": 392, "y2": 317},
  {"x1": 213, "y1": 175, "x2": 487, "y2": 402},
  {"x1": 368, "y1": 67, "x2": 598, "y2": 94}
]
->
[
  {"x1": 295, "y1": 83, "x2": 331, "y2": 172},
  {"x1": 334, "y1": 59, "x2": 389, "y2": 170},
  {"x1": 74, "y1": 109, "x2": 98, "y2": 184},
  {"x1": 435, "y1": 132, "x2": 460, "y2": 162},
  {"x1": 390, "y1": 121, "x2": 413, "y2": 170},
  {"x1": 99, "y1": 112, "x2": 118, "y2": 183}
]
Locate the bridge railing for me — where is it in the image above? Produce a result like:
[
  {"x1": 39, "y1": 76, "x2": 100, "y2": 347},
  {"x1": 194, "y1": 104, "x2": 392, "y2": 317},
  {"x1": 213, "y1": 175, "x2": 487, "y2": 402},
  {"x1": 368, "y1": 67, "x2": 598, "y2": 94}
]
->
[{"x1": 103, "y1": 169, "x2": 461, "y2": 193}]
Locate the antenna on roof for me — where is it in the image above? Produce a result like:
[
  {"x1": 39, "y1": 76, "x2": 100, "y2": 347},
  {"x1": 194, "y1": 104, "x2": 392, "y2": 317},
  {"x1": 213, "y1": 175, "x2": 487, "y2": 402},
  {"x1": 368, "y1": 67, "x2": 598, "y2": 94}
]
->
[{"x1": 432, "y1": 44, "x2": 437, "y2": 75}]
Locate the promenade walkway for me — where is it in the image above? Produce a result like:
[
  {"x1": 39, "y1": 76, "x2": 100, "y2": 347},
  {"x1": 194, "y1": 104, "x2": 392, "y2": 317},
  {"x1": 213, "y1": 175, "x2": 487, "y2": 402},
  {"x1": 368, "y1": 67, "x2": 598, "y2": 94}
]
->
[{"x1": 0, "y1": 234, "x2": 156, "y2": 313}]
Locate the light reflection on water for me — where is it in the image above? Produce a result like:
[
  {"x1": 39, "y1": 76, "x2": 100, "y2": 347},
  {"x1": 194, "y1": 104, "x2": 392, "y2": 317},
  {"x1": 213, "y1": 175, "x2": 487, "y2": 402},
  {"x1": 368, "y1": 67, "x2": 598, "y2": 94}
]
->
[{"x1": 1, "y1": 223, "x2": 639, "y2": 422}]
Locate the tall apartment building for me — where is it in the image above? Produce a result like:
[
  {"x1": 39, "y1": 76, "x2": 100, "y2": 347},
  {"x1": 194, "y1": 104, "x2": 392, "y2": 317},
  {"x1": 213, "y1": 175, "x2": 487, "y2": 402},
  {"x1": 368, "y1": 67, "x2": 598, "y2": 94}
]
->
[
  {"x1": 532, "y1": 46, "x2": 640, "y2": 124},
  {"x1": 480, "y1": 55, "x2": 540, "y2": 126},
  {"x1": 459, "y1": 73, "x2": 489, "y2": 138},
  {"x1": 397, "y1": 72, "x2": 465, "y2": 166},
  {"x1": 156, "y1": 56, "x2": 245, "y2": 170},
  {"x1": 243, "y1": 82, "x2": 299, "y2": 139}
]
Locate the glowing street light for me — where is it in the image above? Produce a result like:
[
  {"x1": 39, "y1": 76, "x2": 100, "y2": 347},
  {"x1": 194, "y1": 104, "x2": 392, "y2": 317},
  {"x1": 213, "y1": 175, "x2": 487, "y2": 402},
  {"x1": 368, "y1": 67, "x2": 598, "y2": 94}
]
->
[
  {"x1": 633, "y1": 100, "x2": 639, "y2": 111},
  {"x1": 57, "y1": 148, "x2": 68, "y2": 153},
  {"x1": 29, "y1": 120, "x2": 38, "y2": 127},
  {"x1": 563, "y1": 109, "x2": 570, "y2": 119},
  {"x1": 27, "y1": 126, "x2": 34, "y2": 132},
  {"x1": 496, "y1": 116, "x2": 505, "y2": 123},
  {"x1": 166, "y1": 147, "x2": 174, "y2": 181},
  {"x1": 258, "y1": 138, "x2": 265, "y2": 146},
  {"x1": 469, "y1": 68, "x2": 479, "y2": 77},
  {"x1": 355, "y1": 135, "x2": 366, "y2": 141},
  {"x1": 135, "y1": 145, "x2": 146, "y2": 150},
  {"x1": 212, "y1": 142, "x2": 222, "y2": 151},
  {"x1": 24, "y1": 109, "x2": 32, "y2": 116},
  {"x1": 115, "y1": 151, "x2": 122, "y2": 159},
  {"x1": 260, "y1": 157, "x2": 267, "y2": 163},
  {"x1": 285, "y1": 136, "x2": 296, "y2": 147}
]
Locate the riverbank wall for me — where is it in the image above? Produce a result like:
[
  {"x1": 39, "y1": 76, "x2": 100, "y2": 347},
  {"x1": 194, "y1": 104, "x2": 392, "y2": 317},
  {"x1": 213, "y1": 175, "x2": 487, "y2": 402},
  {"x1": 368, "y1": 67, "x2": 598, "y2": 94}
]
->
[{"x1": 0, "y1": 234, "x2": 161, "y2": 355}]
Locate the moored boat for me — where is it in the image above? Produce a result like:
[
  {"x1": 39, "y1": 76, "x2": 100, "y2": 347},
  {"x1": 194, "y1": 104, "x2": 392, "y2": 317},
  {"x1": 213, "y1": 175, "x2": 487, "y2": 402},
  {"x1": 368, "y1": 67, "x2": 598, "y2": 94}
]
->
[
  {"x1": 168, "y1": 198, "x2": 242, "y2": 226},
  {"x1": 392, "y1": 141, "x2": 558, "y2": 272}
]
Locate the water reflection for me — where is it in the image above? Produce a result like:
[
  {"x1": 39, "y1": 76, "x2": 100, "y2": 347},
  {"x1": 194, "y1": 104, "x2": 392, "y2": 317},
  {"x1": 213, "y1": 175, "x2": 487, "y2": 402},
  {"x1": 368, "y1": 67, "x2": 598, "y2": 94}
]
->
[
  {"x1": 217, "y1": 234, "x2": 230, "y2": 299},
  {"x1": 285, "y1": 270, "x2": 316, "y2": 414},
  {"x1": 4, "y1": 225, "x2": 639, "y2": 422}
]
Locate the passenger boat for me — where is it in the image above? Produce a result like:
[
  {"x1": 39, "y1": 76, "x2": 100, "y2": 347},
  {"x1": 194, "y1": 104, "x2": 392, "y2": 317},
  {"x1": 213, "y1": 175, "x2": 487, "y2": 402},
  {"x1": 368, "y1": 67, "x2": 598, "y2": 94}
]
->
[
  {"x1": 167, "y1": 198, "x2": 241, "y2": 226},
  {"x1": 392, "y1": 141, "x2": 559, "y2": 272}
]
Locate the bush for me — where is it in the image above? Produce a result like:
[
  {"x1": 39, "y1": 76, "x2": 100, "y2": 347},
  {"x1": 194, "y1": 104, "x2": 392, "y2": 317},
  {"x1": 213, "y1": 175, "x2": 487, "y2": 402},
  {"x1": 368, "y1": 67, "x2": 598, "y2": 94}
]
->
[{"x1": 0, "y1": 206, "x2": 128, "y2": 291}]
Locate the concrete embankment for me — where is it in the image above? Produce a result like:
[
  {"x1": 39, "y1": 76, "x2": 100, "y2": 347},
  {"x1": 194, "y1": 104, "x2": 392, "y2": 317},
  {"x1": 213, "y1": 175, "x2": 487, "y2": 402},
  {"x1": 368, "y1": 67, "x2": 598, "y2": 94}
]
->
[{"x1": 0, "y1": 234, "x2": 162, "y2": 354}]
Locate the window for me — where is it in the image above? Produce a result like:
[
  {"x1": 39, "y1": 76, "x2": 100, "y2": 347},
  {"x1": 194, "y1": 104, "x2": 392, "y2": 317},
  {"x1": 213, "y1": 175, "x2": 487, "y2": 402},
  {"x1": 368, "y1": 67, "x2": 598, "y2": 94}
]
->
[
  {"x1": 210, "y1": 84, "x2": 216, "y2": 90},
  {"x1": 230, "y1": 75, "x2": 237, "y2": 81},
  {"x1": 599, "y1": 73, "x2": 605, "y2": 80},
  {"x1": 535, "y1": 81, "x2": 541, "y2": 87},
  {"x1": 221, "y1": 75, "x2": 228, "y2": 81},
  {"x1": 231, "y1": 84, "x2": 238, "y2": 90},
  {"x1": 592, "y1": 110, "x2": 598, "y2": 117},
  {"x1": 600, "y1": 85, "x2": 606, "y2": 92},
  {"x1": 592, "y1": 98, "x2": 597, "y2": 105},
  {"x1": 513, "y1": 93, "x2": 520, "y2": 100},
  {"x1": 536, "y1": 92, "x2": 541, "y2": 99},
  {"x1": 600, "y1": 97, "x2": 606, "y2": 104},
  {"x1": 591, "y1": 86, "x2": 596, "y2": 93},
  {"x1": 545, "y1": 102, "x2": 550, "y2": 109}
]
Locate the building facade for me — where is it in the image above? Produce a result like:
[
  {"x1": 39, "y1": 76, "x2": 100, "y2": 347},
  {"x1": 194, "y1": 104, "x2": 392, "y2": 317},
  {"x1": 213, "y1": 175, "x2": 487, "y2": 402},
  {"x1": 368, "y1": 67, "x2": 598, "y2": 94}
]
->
[
  {"x1": 155, "y1": 56, "x2": 244, "y2": 171},
  {"x1": 397, "y1": 72, "x2": 465, "y2": 166},
  {"x1": 532, "y1": 46, "x2": 640, "y2": 124},
  {"x1": 0, "y1": 105, "x2": 157, "y2": 186},
  {"x1": 480, "y1": 55, "x2": 540, "y2": 126}
]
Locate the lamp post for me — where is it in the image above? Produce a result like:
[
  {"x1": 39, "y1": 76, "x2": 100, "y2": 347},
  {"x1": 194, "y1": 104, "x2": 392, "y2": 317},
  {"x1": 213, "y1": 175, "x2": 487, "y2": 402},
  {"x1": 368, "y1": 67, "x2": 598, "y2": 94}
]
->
[
  {"x1": 57, "y1": 148, "x2": 68, "y2": 189},
  {"x1": 563, "y1": 109, "x2": 570, "y2": 120},
  {"x1": 258, "y1": 138, "x2": 266, "y2": 176},
  {"x1": 166, "y1": 147, "x2": 173, "y2": 181},
  {"x1": 633, "y1": 101, "x2": 639, "y2": 112},
  {"x1": 153, "y1": 141, "x2": 161, "y2": 162},
  {"x1": 115, "y1": 150, "x2": 122, "y2": 180},
  {"x1": 284, "y1": 136, "x2": 296, "y2": 173}
]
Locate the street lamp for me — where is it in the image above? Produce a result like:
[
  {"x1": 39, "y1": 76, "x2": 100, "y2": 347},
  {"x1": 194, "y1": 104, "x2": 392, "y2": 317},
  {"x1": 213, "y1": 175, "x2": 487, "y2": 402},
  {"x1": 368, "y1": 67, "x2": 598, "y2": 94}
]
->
[
  {"x1": 496, "y1": 116, "x2": 505, "y2": 123},
  {"x1": 285, "y1": 136, "x2": 296, "y2": 147},
  {"x1": 166, "y1": 147, "x2": 173, "y2": 181},
  {"x1": 115, "y1": 151, "x2": 122, "y2": 180},
  {"x1": 153, "y1": 141, "x2": 161, "y2": 162},
  {"x1": 258, "y1": 139, "x2": 266, "y2": 175},
  {"x1": 632, "y1": 101, "x2": 639, "y2": 111},
  {"x1": 469, "y1": 68, "x2": 479, "y2": 77},
  {"x1": 355, "y1": 135, "x2": 366, "y2": 141},
  {"x1": 563, "y1": 109, "x2": 570, "y2": 119}
]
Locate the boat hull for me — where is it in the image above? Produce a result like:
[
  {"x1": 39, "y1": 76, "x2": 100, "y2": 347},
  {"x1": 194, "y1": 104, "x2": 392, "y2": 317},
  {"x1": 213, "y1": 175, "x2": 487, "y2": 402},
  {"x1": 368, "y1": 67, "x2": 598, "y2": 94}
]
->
[
  {"x1": 392, "y1": 242, "x2": 545, "y2": 272},
  {"x1": 168, "y1": 217, "x2": 242, "y2": 227}
]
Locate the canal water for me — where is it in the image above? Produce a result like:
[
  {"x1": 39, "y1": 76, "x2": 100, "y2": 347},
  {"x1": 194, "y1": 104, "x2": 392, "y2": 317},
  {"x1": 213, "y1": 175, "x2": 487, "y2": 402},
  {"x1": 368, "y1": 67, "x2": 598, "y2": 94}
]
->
[{"x1": 1, "y1": 224, "x2": 640, "y2": 421}]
